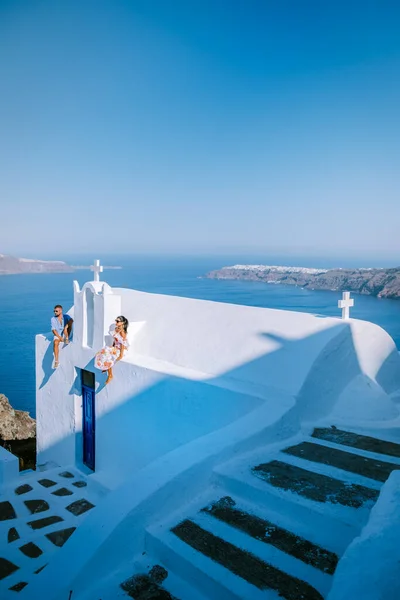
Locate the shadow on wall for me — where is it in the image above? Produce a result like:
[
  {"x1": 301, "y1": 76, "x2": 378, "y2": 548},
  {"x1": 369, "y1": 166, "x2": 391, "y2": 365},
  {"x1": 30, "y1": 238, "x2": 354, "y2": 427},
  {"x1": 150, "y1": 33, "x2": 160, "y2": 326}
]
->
[
  {"x1": 39, "y1": 321, "x2": 75, "y2": 390},
  {"x1": 38, "y1": 335, "x2": 56, "y2": 390},
  {"x1": 69, "y1": 357, "x2": 107, "y2": 397},
  {"x1": 214, "y1": 325, "x2": 391, "y2": 424},
  {"x1": 34, "y1": 320, "x2": 386, "y2": 480},
  {"x1": 227, "y1": 327, "x2": 348, "y2": 396},
  {"x1": 297, "y1": 326, "x2": 361, "y2": 421},
  {"x1": 377, "y1": 348, "x2": 400, "y2": 399}
]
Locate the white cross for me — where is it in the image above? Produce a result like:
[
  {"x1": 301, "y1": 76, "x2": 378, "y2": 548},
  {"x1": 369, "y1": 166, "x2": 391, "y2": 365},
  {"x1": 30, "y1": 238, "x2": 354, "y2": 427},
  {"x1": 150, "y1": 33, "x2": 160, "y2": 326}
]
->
[
  {"x1": 338, "y1": 291, "x2": 354, "y2": 320},
  {"x1": 91, "y1": 259, "x2": 103, "y2": 282}
]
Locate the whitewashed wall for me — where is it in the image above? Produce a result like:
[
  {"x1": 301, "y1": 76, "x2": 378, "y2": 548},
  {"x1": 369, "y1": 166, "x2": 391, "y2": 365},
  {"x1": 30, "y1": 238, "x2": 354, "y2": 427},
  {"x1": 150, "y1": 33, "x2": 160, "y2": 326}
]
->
[
  {"x1": 36, "y1": 334, "x2": 77, "y2": 469},
  {"x1": 0, "y1": 444, "x2": 19, "y2": 486},
  {"x1": 117, "y1": 288, "x2": 400, "y2": 402},
  {"x1": 328, "y1": 471, "x2": 400, "y2": 600},
  {"x1": 36, "y1": 334, "x2": 263, "y2": 485},
  {"x1": 35, "y1": 286, "x2": 400, "y2": 484}
]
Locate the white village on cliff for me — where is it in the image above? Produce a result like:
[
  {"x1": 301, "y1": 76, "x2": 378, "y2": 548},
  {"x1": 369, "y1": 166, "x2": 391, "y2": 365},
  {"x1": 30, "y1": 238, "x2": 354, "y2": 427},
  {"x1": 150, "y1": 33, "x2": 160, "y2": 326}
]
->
[{"x1": 1, "y1": 259, "x2": 400, "y2": 600}]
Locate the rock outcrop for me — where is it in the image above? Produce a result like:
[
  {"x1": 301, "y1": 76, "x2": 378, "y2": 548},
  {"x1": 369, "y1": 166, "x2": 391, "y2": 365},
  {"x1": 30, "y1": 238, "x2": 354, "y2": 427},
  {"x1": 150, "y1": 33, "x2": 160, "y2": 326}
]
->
[
  {"x1": 206, "y1": 265, "x2": 400, "y2": 299},
  {"x1": 0, "y1": 394, "x2": 36, "y2": 441}
]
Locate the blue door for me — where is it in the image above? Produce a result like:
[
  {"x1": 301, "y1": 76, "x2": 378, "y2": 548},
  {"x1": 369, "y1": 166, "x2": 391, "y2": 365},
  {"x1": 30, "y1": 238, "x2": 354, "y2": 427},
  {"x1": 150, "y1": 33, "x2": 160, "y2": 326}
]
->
[{"x1": 82, "y1": 372, "x2": 95, "y2": 470}]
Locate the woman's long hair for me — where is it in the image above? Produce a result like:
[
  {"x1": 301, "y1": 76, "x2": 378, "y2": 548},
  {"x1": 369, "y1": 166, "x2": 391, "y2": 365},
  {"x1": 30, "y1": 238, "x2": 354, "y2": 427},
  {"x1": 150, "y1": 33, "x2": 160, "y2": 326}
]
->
[{"x1": 116, "y1": 316, "x2": 129, "y2": 334}]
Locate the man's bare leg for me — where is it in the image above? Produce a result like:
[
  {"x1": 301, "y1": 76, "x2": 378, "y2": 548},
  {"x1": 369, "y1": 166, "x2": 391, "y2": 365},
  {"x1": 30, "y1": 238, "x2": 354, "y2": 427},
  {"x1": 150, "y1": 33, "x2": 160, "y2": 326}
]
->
[
  {"x1": 53, "y1": 339, "x2": 61, "y2": 367},
  {"x1": 64, "y1": 321, "x2": 73, "y2": 344}
]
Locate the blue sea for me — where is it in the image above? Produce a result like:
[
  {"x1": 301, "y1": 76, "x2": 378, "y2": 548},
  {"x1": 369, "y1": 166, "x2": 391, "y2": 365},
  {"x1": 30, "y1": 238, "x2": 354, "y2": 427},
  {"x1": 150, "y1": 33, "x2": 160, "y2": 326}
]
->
[{"x1": 1, "y1": 254, "x2": 399, "y2": 418}]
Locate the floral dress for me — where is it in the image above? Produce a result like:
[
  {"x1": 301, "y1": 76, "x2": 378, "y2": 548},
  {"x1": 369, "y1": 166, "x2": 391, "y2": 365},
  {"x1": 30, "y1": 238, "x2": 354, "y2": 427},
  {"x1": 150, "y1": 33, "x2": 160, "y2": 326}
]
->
[{"x1": 95, "y1": 332, "x2": 129, "y2": 371}]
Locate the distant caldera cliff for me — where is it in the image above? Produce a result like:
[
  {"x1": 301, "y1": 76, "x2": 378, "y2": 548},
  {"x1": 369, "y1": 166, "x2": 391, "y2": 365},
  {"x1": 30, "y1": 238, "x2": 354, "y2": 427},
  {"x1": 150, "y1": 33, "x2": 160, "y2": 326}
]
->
[
  {"x1": 205, "y1": 264, "x2": 400, "y2": 299},
  {"x1": 0, "y1": 253, "x2": 121, "y2": 275}
]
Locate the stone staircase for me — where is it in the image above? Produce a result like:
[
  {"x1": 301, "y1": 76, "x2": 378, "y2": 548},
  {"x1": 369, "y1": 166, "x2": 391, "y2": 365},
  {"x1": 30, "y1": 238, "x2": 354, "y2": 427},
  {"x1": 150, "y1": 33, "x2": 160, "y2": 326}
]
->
[
  {"x1": 8, "y1": 428, "x2": 400, "y2": 599},
  {"x1": 108, "y1": 426, "x2": 400, "y2": 600}
]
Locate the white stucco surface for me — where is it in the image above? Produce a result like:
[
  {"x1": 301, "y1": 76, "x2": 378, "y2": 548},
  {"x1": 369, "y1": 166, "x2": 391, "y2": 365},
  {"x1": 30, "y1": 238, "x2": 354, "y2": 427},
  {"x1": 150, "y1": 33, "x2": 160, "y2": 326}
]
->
[
  {"x1": 35, "y1": 284, "x2": 400, "y2": 484},
  {"x1": 328, "y1": 470, "x2": 400, "y2": 600},
  {"x1": 118, "y1": 288, "x2": 344, "y2": 395},
  {"x1": 0, "y1": 445, "x2": 19, "y2": 486},
  {"x1": 13, "y1": 276, "x2": 400, "y2": 600}
]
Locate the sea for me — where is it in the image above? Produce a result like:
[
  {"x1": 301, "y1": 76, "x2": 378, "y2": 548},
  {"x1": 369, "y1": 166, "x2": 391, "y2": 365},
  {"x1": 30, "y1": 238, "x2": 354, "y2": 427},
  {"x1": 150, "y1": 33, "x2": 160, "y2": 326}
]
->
[{"x1": 1, "y1": 253, "x2": 399, "y2": 418}]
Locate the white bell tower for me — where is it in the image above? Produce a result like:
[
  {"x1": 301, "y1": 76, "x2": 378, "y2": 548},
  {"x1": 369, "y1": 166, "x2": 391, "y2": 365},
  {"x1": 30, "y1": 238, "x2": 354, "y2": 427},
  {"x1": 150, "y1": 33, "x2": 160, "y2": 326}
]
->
[{"x1": 72, "y1": 260, "x2": 121, "y2": 349}]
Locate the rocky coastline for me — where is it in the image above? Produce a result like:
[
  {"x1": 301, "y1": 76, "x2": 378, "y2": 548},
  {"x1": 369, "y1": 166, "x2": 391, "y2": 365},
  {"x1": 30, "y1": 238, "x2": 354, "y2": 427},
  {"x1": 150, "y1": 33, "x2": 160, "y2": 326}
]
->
[
  {"x1": 206, "y1": 264, "x2": 400, "y2": 299},
  {"x1": 0, "y1": 394, "x2": 36, "y2": 470}
]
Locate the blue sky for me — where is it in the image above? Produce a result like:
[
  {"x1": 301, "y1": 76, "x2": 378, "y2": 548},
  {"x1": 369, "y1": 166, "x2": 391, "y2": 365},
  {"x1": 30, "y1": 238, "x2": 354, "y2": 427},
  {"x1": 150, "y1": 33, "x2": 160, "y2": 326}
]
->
[{"x1": 1, "y1": 0, "x2": 399, "y2": 261}]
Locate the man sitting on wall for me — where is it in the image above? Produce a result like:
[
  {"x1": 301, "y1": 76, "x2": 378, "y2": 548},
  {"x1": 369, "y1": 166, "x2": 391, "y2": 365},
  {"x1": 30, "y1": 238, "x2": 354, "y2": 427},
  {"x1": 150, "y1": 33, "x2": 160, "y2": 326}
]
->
[{"x1": 51, "y1": 304, "x2": 73, "y2": 368}]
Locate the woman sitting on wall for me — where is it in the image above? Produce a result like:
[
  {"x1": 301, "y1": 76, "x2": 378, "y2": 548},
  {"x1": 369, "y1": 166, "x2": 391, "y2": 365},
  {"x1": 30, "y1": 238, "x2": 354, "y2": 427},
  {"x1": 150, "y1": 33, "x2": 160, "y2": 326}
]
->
[{"x1": 95, "y1": 316, "x2": 129, "y2": 385}]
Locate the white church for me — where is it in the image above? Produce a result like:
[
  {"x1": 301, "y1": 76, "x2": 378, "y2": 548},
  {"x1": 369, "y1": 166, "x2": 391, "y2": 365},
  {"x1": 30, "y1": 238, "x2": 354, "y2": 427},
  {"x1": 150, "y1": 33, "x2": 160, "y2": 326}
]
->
[{"x1": 1, "y1": 260, "x2": 400, "y2": 599}]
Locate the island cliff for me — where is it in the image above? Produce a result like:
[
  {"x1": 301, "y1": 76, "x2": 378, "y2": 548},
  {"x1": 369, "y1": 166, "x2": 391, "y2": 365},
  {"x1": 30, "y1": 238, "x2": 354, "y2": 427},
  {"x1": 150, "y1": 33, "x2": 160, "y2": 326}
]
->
[
  {"x1": 0, "y1": 253, "x2": 122, "y2": 275},
  {"x1": 0, "y1": 253, "x2": 73, "y2": 274},
  {"x1": 206, "y1": 265, "x2": 400, "y2": 299}
]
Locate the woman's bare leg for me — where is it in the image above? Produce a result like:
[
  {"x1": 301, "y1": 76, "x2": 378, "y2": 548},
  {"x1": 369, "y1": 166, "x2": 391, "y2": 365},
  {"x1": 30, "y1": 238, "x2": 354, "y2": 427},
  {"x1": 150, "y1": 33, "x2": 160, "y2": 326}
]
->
[{"x1": 105, "y1": 367, "x2": 113, "y2": 384}]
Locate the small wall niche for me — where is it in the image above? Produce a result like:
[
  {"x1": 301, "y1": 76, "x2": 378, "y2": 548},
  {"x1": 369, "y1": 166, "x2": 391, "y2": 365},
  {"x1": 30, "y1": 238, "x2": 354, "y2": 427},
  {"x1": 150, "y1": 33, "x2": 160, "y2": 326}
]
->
[{"x1": 84, "y1": 288, "x2": 95, "y2": 348}]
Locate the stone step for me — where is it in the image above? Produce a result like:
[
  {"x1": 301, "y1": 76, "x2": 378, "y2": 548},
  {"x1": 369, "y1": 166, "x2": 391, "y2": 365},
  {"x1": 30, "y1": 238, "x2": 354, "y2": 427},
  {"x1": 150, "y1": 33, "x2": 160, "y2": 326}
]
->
[
  {"x1": 282, "y1": 441, "x2": 400, "y2": 483},
  {"x1": 312, "y1": 428, "x2": 400, "y2": 459},
  {"x1": 301, "y1": 435, "x2": 400, "y2": 471},
  {"x1": 146, "y1": 524, "x2": 278, "y2": 600},
  {"x1": 120, "y1": 564, "x2": 179, "y2": 599},
  {"x1": 72, "y1": 555, "x2": 210, "y2": 600},
  {"x1": 155, "y1": 567, "x2": 211, "y2": 600},
  {"x1": 252, "y1": 460, "x2": 379, "y2": 510},
  {"x1": 198, "y1": 505, "x2": 331, "y2": 593},
  {"x1": 148, "y1": 490, "x2": 333, "y2": 595},
  {"x1": 201, "y1": 496, "x2": 338, "y2": 575},
  {"x1": 118, "y1": 562, "x2": 209, "y2": 600},
  {"x1": 273, "y1": 449, "x2": 383, "y2": 496},
  {"x1": 213, "y1": 461, "x2": 363, "y2": 536},
  {"x1": 170, "y1": 519, "x2": 324, "y2": 600}
]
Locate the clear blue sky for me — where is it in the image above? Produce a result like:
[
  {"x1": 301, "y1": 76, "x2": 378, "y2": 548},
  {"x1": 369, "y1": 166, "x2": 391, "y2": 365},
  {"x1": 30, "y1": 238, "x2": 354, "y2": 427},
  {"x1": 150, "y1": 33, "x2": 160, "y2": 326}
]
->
[{"x1": 1, "y1": 0, "x2": 399, "y2": 261}]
